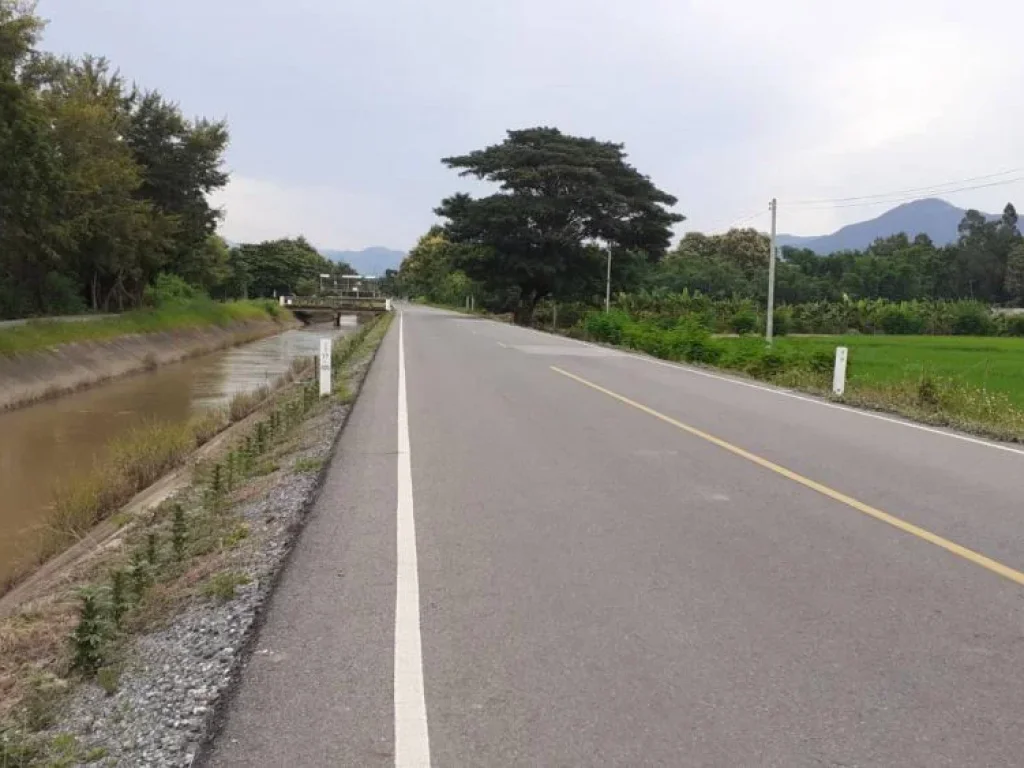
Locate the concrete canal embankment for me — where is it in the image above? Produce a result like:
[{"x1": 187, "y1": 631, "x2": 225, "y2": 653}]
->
[
  {"x1": 0, "y1": 319, "x2": 293, "y2": 413},
  {"x1": 0, "y1": 320, "x2": 358, "y2": 587}
]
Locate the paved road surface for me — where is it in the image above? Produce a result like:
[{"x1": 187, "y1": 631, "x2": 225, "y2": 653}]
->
[{"x1": 207, "y1": 304, "x2": 1024, "y2": 767}]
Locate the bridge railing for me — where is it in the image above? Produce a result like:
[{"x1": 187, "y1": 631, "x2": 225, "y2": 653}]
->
[{"x1": 279, "y1": 295, "x2": 390, "y2": 311}]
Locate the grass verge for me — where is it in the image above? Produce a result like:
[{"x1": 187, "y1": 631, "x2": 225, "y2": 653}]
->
[
  {"x1": 0, "y1": 312, "x2": 392, "y2": 764},
  {"x1": 730, "y1": 334, "x2": 1024, "y2": 408},
  {"x1": 582, "y1": 311, "x2": 1024, "y2": 443},
  {"x1": 0, "y1": 299, "x2": 286, "y2": 357}
]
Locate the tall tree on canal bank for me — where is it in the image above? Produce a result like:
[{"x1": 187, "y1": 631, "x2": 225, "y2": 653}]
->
[{"x1": 0, "y1": 0, "x2": 231, "y2": 318}]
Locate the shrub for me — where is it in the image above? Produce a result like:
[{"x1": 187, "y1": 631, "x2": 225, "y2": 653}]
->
[
  {"x1": 202, "y1": 571, "x2": 251, "y2": 602},
  {"x1": 583, "y1": 310, "x2": 629, "y2": 344},
  {"x1": 772, "y1": 308, "x2": 792, "y2": 336},
  {"x1": 729, "y1": 309, "x2": 758, "y2": 335},
  {"x1": 805, "y1": 349, "x2": 834, "y2": 374},
  {"x1": 746, "y1": 349, "x2": 789, "y2": 378},
  {"x1": 917, "y1": 376, "x2": 940, "y2": 408},
  {"x1": 677, "y1": 320, "x2": 721, "y2": 363},
  {"x1": 951, "y1": 304, "x2": 993, "y2": 336},
  {"x1": 1005, "y1": 315, "x2": 1024, "y2": 337},
  {"x1": 877, "y1": 305, "x2": 925, "y2": 335},
  {"x1": 71, "y1": 589, "x2": 107, "y2": 674},
  {"x1": 144, "y1": 273, "x2": 200, "y2": 307}
]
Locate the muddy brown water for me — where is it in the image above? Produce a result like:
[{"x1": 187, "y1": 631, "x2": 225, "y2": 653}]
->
[{"x1": 0, "y1": 321, "x2": 357, "y2": 583}]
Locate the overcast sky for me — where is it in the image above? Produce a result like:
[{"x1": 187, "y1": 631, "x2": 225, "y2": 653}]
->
[{"x1": 38, "y1": 0, "x2": 1024, "y2": 252}]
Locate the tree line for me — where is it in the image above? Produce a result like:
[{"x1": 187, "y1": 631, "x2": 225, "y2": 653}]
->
[
  {"x1": 0, "y1": 2, "x2": 351, "y2": 319},
  {"x1": 395, "y1": 125, "x2": 1024, "y2": 317},
  {"x1": 659, "y1": 206, "x2": 1024, "y2": 306}
]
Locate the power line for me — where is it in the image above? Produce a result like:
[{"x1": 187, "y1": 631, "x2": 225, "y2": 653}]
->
[
  {"x1": 784, "y1": 175, "x2": 1024, "y2": 211},
  {"x1": 702, "y1": 207, "x2": 767, "y2": 233},
  {"x1": 728, "y1": 209, "x2": 767, "y2": 228},
  {"x1": 785, "y1": 167, "x2": 1024, "y2": 208}
]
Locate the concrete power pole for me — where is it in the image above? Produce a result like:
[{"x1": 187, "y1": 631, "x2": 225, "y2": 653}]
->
[
  {"x1": 605, "y1": 246, "x2": 613, "y2": 313},
  {"x1": 766, "y1": 197, "x2": 778, "y2": 344}
]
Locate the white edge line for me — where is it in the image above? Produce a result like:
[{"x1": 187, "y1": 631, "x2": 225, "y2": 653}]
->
[
  {"x1": 394, "y1": 311, "x2": 431, "y2": 767},
  {"x1": 469, "y1": 312, "x2": 1024, "y2": 458}
]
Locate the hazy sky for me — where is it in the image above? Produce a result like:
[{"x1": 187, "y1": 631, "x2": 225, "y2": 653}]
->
[{"x1": 39, "y1": 0, "x2": 1024, "y2": 252}]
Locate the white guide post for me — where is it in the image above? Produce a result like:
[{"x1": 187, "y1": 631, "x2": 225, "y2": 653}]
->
[
  {"x1": 319, "y1": 337, "x2": 332, "y2": 397},
  {"x1": 833, "y1": 346, "x2": 848, "y2": 397}
]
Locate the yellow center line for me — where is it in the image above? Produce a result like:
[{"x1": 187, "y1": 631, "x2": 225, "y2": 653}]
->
[{"x1": 551, "y1": 365, "x2": 1024, "y2": 588}]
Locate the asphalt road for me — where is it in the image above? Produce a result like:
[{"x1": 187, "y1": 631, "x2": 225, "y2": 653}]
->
[{"x1": 207, "y1": 304, "x2": 1024, "y2": 767}]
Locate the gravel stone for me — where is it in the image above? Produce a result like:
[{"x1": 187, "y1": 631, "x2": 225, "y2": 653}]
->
[{"x1": 45, "y1": 351, "x2": 378, "y2": 767}]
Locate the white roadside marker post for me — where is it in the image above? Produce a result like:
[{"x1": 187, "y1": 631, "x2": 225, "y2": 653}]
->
[
  {"x1": 833, "y1": 346, "x2": 848, "y2": 397},
  {"x1": 319, "y1": 337, "x2": 332, "y2": 397}
]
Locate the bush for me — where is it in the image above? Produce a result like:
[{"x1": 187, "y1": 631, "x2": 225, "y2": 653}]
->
[
  {"x1": 1005, "y1": 315, "x2": 1024, "y2": 337},
  {"x1": 805, "y1": 349, "x2": 835, "y2": 374},
  {"x1": 772, "y1": 308, "x2": 792, "y2": 336},
  {"x1": 144, "y1": 273, "x2": 200, "y2": 307},
  {"x1": 729, "y1": 309, "x2": 758, "y2": 335},
  {"x1": 676, "y1": 320, "x2": 721, "y2": 363},
  {"x1": 877, "y1": 305, "x2": 925, "y2": 335},
  {"x1": 951, "y1": 304, "x2": 993, "y2": 336},
  {"x1": 583, "y1": 310, "x2": 629, "y2": 344}
]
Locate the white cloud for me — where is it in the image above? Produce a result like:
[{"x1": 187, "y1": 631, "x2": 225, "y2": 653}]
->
[
  {"x1": 210, "y1": 175, "x2": 429, "y2": 250},
  {"x1": 43, "y1": 0, "x2": 1024, "y2": 244}
]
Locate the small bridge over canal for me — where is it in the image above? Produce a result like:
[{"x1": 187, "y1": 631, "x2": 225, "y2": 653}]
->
[{"x1": 280, "y1": 295, "x2": 392, "y2": 326}]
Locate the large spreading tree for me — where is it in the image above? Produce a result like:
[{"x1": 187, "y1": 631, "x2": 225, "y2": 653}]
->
[{"x1": 435, "y1": 127, "x2": 683, "y2": 321}]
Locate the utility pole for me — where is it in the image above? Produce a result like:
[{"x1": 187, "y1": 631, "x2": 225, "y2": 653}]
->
[
  {"x1": 766, "y1": 197, "x2": 777, "y2": 343},
  {"x1": 605, "y1": 245, "x2": 613, "y2": 313}
]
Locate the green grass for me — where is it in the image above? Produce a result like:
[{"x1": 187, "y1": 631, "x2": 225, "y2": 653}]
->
[
  {"x1": 736, "y1": 335, "x2": 1024, "y2": 407},
  {"x1": 0, "y1": 299, "x2": 284, "y2": 357},
  {"x1": 200, "y1": 570, "x2": 251, "y2": 602}
]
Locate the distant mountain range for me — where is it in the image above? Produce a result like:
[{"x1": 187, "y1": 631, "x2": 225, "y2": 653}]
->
[
  {"x1": 321, "y1": 246, "x2": 405, "y2": 276},
  {"x1": 775, "y1": 198, "x2": 995, "y2": 255}
]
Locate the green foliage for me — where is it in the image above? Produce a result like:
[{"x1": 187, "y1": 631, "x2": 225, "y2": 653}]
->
[
  {"x1": 145, "y1": 273, "x2": 199, "y2": 306},
  {"x1": 222, "y1": 237, "x2": 351, "y2": 300},
  {"x1": 435, "y1": 127, "x2": 682, "y2": 321},
  {"x1": 951, "y1": 303, "x2": 992, "y2": 336},
  {"x1": 608, "y1": 293, "x2": 1004, "y2": 338},
  {"x1": 1005, "y1": 243, "x2": 1024, "y2": 303},
  {"x1": 171, "y1": 504, "x2": 186, "y2": 561},
  {"x1": 0, "y1": 5, "x2": 235, "y2": 317},
  {"x1": 583, "y1": 310, "x2": 629, "y2": 345},
  {"x1": 71, "y1": 588, "x2": 106, "y2": 674},
  {"x1": 1005, "y1": 315, "x2": 1024, "y2": 336},
  {"x1": 145, "y1": 532, "x2": 158, "y2": 566},
  {"x1": 772, "y1": 307, "x2": 792, "y2": 336},
  {"x1": 109, "y1": 569, "x2": 128, "y2": 626},
  {"x1": 129, "y1": 550, "x2": 148, "y2": 600},
  {"x1": 0, "y1": 298, "x2": 280, "y2": 356},
  {"x1": 201, "y1": 570, "x2": 250, "y2": 602},
  {"x1": 729, "y1": 309, "x2": 757, "y2": 335},
  {"x1": 0, "y1": 726, "x2": 42, "y2": 767},
  {"x1": 95, "y1": 666, "x2": 119, "y2": 696},
  {"x1": 655, "y1": 216, "x2": 1024, "y2": 309},
  {"x1": 876, "y1": 304, "x2": 925, "y2": 335},
  {"x1": 725, "y1": 334, "x2": 1024, "y2": 408},
  {"x1": 293, "y1": 457, "x2": 324, "y2": 473}
]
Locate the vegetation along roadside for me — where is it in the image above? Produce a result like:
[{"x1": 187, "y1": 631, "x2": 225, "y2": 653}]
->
[
  {"x1": 0, "y1": 312, "x2": 392, "y2": 767},
  {"x1": 581, "y1": 309, "x2": 1024, "y2": 443}
]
